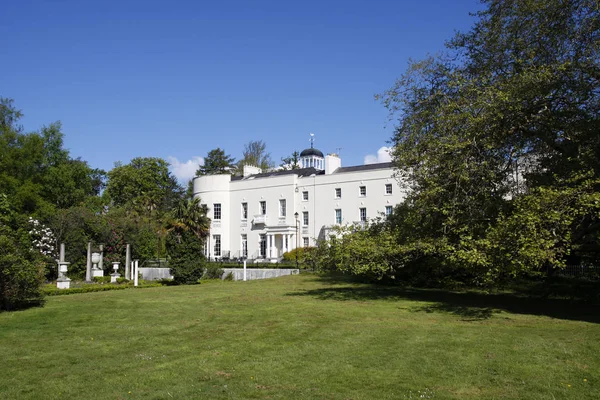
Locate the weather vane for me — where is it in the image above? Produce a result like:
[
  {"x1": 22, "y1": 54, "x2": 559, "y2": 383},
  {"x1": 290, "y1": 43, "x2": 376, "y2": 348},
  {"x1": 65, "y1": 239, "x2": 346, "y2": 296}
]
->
[{"x1": 309, "y1": 132, "x2": 315, "y2": 148}]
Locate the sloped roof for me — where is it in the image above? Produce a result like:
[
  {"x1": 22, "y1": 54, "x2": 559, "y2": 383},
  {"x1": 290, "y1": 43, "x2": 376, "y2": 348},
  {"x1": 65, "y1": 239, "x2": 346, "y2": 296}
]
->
[
  {"x1": 229, "y1": 162, "x2": 394, "y2": 181},
  {"x1": 333, "y1": 162, "x2": 394, "y2": 174},
  {"x1": 231, "y1": 167, "x2": 324, "y2": 181}
]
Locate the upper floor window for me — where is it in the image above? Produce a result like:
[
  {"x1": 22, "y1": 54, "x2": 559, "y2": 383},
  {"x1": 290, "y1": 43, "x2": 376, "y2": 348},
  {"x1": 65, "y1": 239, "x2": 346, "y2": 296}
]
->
[
  {"x1": 260, "y1": 201, "x2": 266, "y2": 215},
  {"x1": 302, "y1": 191, "x2": 309, "y2": 201},
  {"x1": 359, "y1": 186, "x2": 367, "y2": 197},
  {"x1": 385, "y1": 184, "x2": 393, "y2": 195},
  {"x1": 359, "y1": 207, "x2": 367, "y2": 222},
  {"x1": 335, "y1": 188, "x2": 341, "y2": 199},
  {"x1": 385, "y1": 206, "x2": 393, "y2": 216},
  {"x1": 303, "y1": 211, "x2": 309, "y2": 226},
  {"x1": 335, "y1": 209, "x2": 342, "y2": 224},
  {"x1": 279, "y1": 199, "x2": 286, "y2": 217},
  {"x1": 241, "y1": 202, "x2": 248, "y2": 219},
  {"x1": 213, "y1": 203, "x2": 221, "y2": 220}
]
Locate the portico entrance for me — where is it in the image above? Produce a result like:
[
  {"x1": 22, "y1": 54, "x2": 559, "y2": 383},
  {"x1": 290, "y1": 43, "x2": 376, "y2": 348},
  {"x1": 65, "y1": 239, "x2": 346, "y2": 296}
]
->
[{"x1": 263, "y1": 227, "x2": 298, "y2": 262}]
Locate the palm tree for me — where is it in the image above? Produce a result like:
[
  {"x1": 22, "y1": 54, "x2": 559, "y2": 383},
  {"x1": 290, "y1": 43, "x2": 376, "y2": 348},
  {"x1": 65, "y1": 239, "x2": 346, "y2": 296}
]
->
[{"x1": 168, "y1": 197, "x2": 210, "y2": 242}]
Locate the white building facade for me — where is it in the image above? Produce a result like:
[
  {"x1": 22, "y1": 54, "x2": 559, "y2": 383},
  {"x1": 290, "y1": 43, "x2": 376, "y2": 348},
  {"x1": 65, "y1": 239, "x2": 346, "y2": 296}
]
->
[{"x1": 193, "y1": 148, "x2": 406, "y2": 261}]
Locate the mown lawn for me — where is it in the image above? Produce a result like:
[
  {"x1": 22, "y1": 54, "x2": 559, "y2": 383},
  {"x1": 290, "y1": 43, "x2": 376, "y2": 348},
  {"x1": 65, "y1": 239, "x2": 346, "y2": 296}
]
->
[{"x1": 1, "y1": 274, "x2": 599, "y2": 399}]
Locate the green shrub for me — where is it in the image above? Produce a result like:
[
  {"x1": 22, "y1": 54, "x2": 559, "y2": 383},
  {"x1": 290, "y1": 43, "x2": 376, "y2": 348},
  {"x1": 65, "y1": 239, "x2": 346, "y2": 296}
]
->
[
  {"x1": 93, "y1": 276, "x2": 111, "y2": 284},
  {"x1": 167, "y1": 231, "x2": 205, "y2": 284},
  {"x1": 0, "y1": 235, "x2": 46, "y2": 310},
  {"x1": 281, "y1": 248, "x2": 313, "y2": 265},
  {"x1": 223, "y1": 272, "x2": 234, "y2": 281},
  {"x1": 116, "y1": 277, "x2": 129, "y2": 284},
  {"x1": 202, "y1": 265, "x2": 224, "y2": 280},
  {"x1": 43, "y1": 281, "x2": 162, "y2": 296},
  {"x1": 0, "y1": 200, "x2": 47, "y2": 311}
]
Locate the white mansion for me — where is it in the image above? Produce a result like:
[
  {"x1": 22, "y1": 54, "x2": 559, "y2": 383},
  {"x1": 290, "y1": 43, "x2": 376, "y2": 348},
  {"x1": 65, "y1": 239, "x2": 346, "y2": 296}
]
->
[{"x1": 193, "y1": 146, "x2": 406, "y2": 261}]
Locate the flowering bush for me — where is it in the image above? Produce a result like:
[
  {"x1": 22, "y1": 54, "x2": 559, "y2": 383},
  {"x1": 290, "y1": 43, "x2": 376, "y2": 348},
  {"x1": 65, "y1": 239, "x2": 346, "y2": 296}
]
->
[{"x1": 28, "y1": 217, "x2": 57, "y2": 259}]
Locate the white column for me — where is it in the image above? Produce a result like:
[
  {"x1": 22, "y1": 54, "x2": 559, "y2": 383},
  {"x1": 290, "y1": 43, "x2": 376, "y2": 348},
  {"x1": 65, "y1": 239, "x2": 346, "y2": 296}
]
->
[
  {"x1": 266, "y1": 234, "x2": 271, "y2": 259},
  {"x1": 270, "y1": 235, "x2": 276, "y2": 258}
]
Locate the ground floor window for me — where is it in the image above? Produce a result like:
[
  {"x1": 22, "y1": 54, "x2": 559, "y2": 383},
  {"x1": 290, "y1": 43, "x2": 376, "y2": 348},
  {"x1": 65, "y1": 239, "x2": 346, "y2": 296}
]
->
[
  {"x1": 241, "y1": 234, "x2": 247, "y2": 258},
  {"x1": 335, "y1": 209, "x2": 342, "y2": 224},
  {"x1": 385, "y1": 206, "x2": 393, "y2": 216},
  {"x1": 303, "y1": 237, "x2": 309, "y2": 247},
  {"x1": 259, "y1": 234, "x2": 267, "y2": 258},
  {"x1": 359, "y1": 208, "x2": 367, "y2": 222},
  {"x1": 213, "y1": 234, "x2": 221, "y2": 257}
]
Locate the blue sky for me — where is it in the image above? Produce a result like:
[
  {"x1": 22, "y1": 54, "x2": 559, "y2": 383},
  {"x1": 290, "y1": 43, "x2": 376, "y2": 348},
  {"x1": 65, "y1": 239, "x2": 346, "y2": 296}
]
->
[{"x1": 1, "y1": 0, "x2": 482, "y2": 182}]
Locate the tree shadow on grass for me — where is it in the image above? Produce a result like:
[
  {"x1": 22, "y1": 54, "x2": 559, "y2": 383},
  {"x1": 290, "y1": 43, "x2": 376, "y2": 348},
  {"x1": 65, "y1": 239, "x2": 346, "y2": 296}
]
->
[{"x1": 287, "y1": 275, "x2": 600, "y2": 324}]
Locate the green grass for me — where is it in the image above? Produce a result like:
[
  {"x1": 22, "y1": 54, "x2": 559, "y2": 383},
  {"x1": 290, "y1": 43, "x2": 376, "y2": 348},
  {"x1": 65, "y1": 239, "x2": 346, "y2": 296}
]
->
[{"x1": 1, "y1": 274, "x2": 599, "y2": 399}]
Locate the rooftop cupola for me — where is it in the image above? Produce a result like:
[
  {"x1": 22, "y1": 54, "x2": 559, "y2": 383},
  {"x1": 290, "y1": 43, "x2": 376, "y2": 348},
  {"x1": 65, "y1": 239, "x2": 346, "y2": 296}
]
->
[{"x1": 300, "y1": 133, "x2": 324, "y2": 170}]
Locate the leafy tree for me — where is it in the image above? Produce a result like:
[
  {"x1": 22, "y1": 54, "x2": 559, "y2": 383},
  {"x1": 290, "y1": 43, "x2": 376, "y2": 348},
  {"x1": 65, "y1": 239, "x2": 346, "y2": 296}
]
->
[
  {"x1": 0, "y1": 99, "x2": 105, "y2": 217},
  {"x1": 280, "y1": 151, "x2": 301, "y2": 170},
  {"x1": 196, "y1": 148, "x2": 236, "y2": 176},
  {"x1": 106, "y1": 157, "x2": 183, "y2": 215},
  {"x1": 366, "y1": 0, "x2": 599, "y2": 284},
  {"x1": 238, "y1": 140, "x2": 274, "y2": 172}
]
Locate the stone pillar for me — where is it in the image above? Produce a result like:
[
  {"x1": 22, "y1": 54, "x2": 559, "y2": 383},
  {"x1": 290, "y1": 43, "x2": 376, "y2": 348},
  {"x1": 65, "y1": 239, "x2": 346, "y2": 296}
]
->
[
  {"x1": 98, "y1": 244, "x2": 104, "y2": 273},
  {"x1": 125, "y1": 244, "x2": 131, "y2": 280},
  {"x1": 133, "y1": 260, "x2": 139, "y2": 287},
  {"x1": 59, "y1": 243, "x2": 65, "y2": 263},
  {"x1": 266, "y1": 234, "x2": 271, "y2": 259},
  {"x1": 85, "y1": 242, "x2": 92, "y2": 282}
]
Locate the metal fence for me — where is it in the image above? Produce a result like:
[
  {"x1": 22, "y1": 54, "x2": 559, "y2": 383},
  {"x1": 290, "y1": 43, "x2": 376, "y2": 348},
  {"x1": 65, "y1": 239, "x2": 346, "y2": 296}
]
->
[{"x1": 555, "y1": 264, "x2": 599, "y2": 280}]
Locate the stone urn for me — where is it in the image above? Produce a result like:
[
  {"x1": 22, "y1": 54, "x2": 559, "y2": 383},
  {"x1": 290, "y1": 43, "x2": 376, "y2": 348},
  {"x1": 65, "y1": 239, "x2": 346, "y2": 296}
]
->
[
  {"x1": 91, "y1": 252, "x2": 104, "y2": 277},
  {"x1": 110, "y1": 262, "x2": 121, "y2": 283}
]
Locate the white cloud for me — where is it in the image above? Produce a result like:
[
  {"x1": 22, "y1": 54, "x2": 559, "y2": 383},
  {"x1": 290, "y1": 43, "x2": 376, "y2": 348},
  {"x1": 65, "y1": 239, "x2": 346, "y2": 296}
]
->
[
  {"x1": 364, "y1": 146, "x2": 392, "y2": 165},
  {"x1": 168, "y1": 156, "x2": 204, "y2": 182}
]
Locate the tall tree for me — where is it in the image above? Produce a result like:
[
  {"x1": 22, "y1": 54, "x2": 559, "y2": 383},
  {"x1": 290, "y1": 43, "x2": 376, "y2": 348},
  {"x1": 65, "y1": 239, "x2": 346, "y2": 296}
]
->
[
  {"x1": 196, "y1": 148, "x2": 236, "y2": 176},
  {"x1": 238, "y1": 140, "x2": 274, "y2": 172},
  {"x1": 280, "y1": 151, "x2": 301, "y2": 170},
  {"x1": 376, "y1": 0, "x2": 600, "y2": 281},
  {"x1": 106, "y1": 157, "x2": 183, "y2": 215},
  {"x1": 0, "y1": 98, "x2": 105, "y2": 217}
]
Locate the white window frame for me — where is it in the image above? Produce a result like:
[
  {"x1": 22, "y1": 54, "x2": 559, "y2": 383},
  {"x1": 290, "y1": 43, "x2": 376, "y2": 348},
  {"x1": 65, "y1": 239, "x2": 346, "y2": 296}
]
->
[
  {"x1": 385, "y1": 184, "x2": 393, "y2": 195},
  {"x1": 335, "y1": 188, "x2": 341, "y2": 199},
  {"x1": 335, "y1": 209, "x2": 342, "y2": 224},
  {"x1": 359, "y1": 207, "x2": 367, "y2": 222},
  {"x1": 359, "y1": 186, "x2": 366, "y2": 197},
  {"x1": 213, "y1": 234, "x2": 221, "y2": 257},
  {"x1": 259, "y1": 234, "x2": 267, "y2": 257},
  {"x1": 241, "y1": 202, "x2": 248, "y2": 220},
  {"x1": 303, "y1": 211, "x2": 309, "y2": 226},
  {"x1": 241, "y1": 234, "x2": 248, "y2": 258},
  {"x1": 260, "y1": 201, "x2": 266, "y2": 215},
  {"x1": 302, "y1": 191, "x2": 309, "y2": 201},
  {"x1": 213, "y1": 203, "x2": 221, "y2": 220},
  {"x1": 303, "y1": 237, "x2": 309, "y2": 247},
  {"x1": 385, "y1": 206, "x2": 393, "y2": 216},
  {"x1": 279, "y1": 199, "x2": 286, "y2": 217}
]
